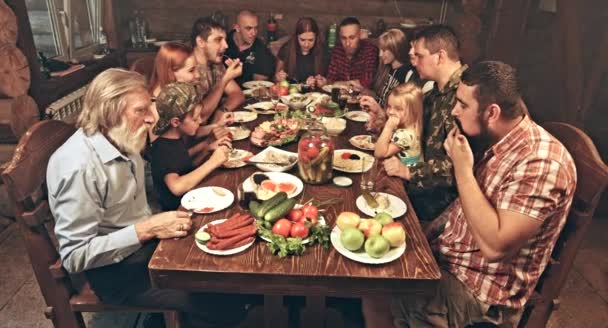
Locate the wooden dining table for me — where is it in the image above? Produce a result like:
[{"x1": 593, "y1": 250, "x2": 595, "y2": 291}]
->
[{"x1": 148, "y1": 102, "x2": 441, "y2": 327}]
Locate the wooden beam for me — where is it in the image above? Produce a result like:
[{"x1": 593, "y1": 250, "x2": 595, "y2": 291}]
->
[{"x1": 555, "y1": 0, "x2": 584, "y2": 125}]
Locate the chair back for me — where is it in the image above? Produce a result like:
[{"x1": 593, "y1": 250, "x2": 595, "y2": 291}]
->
[
  {"x1": 129, "y1": 55, "x2": 155, "y2": 82},
  {"x1": 1, "y1": 120, "x2": 82, "y2": 327},
  {"x1": 519, "y1": 122, "x2": 608, "y2": 327}
]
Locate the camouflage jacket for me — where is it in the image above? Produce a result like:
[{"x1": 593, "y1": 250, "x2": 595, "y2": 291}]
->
[
  {"x1": 406, "y1": 65, "x2": 467, "y2": 221},
  {"x1": 196, "y1": 63, "x2": 225, "y2": 97}
]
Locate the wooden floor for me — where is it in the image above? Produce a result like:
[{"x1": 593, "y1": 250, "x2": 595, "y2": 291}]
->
[{"x1": 0, "y1": 217, "x2": 606, "y2": 328}]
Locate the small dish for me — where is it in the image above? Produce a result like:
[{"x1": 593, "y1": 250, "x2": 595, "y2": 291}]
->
[
  {"x1": 345, "y1": 111, "x2": 370, "y2": 122},
  {"x1": 181, "y1": 187, "x2": 234, "y2": 214},
  {"x1": 249, "y1": 147, "x2": 298, "y2": 172},
  {"x1": 232, "y1": 111, "x2": 258, "y2": 123},
  {"x1": 242, "y1": 81, "x2": 275, "y2": 89},
  {"x1": 355, "y1": 192, "x2": 407, "y2": 218},
  {"x1": 321, "y1": 117, "x2": 346, "y2": 135},
  {"x1": 333, "y1": 176, "x2": 352, "y2": 187},
  {"x1": 227, "y1": 126, "x2": 251, "y2": 141}
]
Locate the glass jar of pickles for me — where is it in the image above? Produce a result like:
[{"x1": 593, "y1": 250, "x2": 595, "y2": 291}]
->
[{"x1": 298, "y1": 122, "x2": 334, "y2": 184}]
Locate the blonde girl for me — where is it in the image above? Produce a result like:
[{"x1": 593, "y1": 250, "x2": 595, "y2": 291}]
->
[{"x1": 374, "y1": 83, "x2": 423, "y2": 166}]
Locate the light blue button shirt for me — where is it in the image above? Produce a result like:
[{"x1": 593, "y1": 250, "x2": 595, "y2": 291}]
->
[{"x1": 47, "y1": 128, "x2": 151, "y2": 273}]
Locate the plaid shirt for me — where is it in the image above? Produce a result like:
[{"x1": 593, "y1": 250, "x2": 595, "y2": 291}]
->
[
  {"x1": 431, "y1": 116, "x2": 577, "y2": 308},
  {"x1": 326, "y1": 40, "x2": 378, "y2": 88}
]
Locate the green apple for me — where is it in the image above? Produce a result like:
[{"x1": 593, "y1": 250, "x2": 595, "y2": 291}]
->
[
  {"x1": 364, "y1": 235, "x2": 391, "y2": 258},
  {"x1": 382, "y1": 222, "x2": 406, "y2": 247},
  {"x1": 374, "y1": 212, "x2": 394, "y2": 226},
  {"x1": 340, "y1": 227, "x2": 365, "y2": 251},
  {"x1": 289, "y1": 86, "x2": 299, "y2": 95},
  {"x1": 279, "y1": 80, "x2": 290, "y2": 88}
]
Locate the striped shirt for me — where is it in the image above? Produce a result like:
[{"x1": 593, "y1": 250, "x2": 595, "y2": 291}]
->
[
  {"x1": 431, "y1": 116, "x2": 577, "y2": 308},
  {"x1": 326, "y1": 40, "x2": 378, "y2": 88}
]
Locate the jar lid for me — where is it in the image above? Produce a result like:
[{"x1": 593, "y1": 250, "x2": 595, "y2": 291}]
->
[{"x1": 333, "y1": 176, "x2": 352, "y2": 187}]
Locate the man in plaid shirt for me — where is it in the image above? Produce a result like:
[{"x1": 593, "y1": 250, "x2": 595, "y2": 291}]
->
[
  {"x1": 363, "y1": 61, "x2": 576, "y2": 327},
  {"x1": 315, "y1": 17, "x2": 378, "y2": 89}
]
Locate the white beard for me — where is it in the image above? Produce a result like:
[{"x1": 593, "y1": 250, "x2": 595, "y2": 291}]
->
[{"x1": 107, "y1": 119, "x2": 148, "y2": 155}]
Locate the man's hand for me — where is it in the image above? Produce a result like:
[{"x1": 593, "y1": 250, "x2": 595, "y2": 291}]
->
[
  {"x1": 359, "y1": 96, "x2": 382, "y2": 115},
  {"x1": 209, "y1": 135, "x2": 232, "y2": 150},
  {"x1": 347, "y1": 79, "x2": 364, "y2": 92},
  {"x1": 275, "y1": 70, "x2": 288, "y2": 82},
  {"x1": 444, "y1": 127, "x2": 474, "y2": 175},
  {"x1": 135, "y1": 211, "x2": 193, "y2": 241},
  {"x1": 212, "y1": 126, "x2": 231, "y2": 139},
  {"x1": 223, "y1": 58, "x2": 243, "y2": 83},
  {"x1": 315, "y1": 75, "x2": 327, "y2": 87},
  {"x1": 383, "y1": 156, "x2": 411, "y2": 180}
]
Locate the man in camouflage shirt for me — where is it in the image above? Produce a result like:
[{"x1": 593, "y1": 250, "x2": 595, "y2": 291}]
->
[
  {"x1": 191, "y1": 17, "x2": 245, "y2": 122},
  {"x1": 383, "y1": 25, "x2": 466, "y2": 221}
]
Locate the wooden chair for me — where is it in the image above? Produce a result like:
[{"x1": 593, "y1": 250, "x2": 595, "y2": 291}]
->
[
  {"x1": 517, "y1": 122, "x2": 608, "y2": 327},
  {"x1": 129, "y1": 55, "x2": 156, "y2": 82},
  {"x1": 1, "y1": 120, "x2": 178, "y2": 328}
]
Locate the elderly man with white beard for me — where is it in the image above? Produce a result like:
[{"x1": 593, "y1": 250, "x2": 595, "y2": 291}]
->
[{"x1": 46, "y1": 68, "x2": 253, "y2": 328}]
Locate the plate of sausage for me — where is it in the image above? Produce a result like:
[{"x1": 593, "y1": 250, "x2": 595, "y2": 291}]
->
[{"x1": 195, "y1": 213, "x2": 257, "y2": 255}]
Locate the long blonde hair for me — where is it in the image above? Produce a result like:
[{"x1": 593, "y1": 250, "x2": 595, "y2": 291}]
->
[
  {"x1": 77, "y1": 68, "x2": 147, "y2": 136},
  {"x1": 373, "y1": 29, "x2": 409, "y2": 94},
  {"x1": 388, "y1": 83, "x2": 423, "y2": 136}
]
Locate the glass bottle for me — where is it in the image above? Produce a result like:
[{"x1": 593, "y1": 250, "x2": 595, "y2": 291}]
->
[
  {"x1": 267, "y1": 13, "x2": 277, "y2": 42},
  {"x1": 327, "y1": 23, "x2": 337, "y2": 48},
  {"x1": 98, "y1": 27, "x2": 110, "y2": 54},
  {"x1": 298, "y1": 121, "x2": 334, "y2": 184}
]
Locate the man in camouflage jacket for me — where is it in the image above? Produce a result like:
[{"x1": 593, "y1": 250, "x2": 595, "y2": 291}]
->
[{"x1": 383, "y1": 25, "x2": 467, "y2": 221}]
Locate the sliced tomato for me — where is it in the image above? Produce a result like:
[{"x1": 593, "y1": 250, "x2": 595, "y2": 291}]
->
[
  {"x1": 341, "y1": 152, "x2": 352, "y2": 160},
  {"x1": 261, "y1": 180, "x2": 277, "y2": 192},
  {"x1": 278, "y1": 182, "x2": 296, "y2": 194}
]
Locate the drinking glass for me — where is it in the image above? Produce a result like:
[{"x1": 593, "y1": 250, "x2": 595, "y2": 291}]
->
[
  {"x1": 236, "y1": 183, "x2": 256, "y2": 210},
  {"x1": 271, "y1": 93, "x2": 280, "y2": 111},
  {"x1": 360, "y1": 157, "x2": 377, "y2": 192}
]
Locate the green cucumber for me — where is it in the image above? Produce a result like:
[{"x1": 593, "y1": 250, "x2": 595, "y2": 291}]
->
[
  {"x1": 249, "y1": 200, "x2": 261, "y2": 219},
  {"x1": 264, "y1": 198, "x2": 297, "y2": 222},
  {"x1": 257, "y1": 192, "x2": 288, "y2": 218}
]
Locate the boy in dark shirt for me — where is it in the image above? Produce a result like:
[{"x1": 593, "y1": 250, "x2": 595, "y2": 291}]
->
[{"x1": 150, "y1": 82, "x2": 231, "y2": 210}]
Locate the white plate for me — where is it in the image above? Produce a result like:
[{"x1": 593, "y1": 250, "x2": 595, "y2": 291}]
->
[
  {"x1": 243, "y1": 89, "x2": 254, "y2": 97},
  {"x1": 349, "y1": 135, "x2": 376, "y2": 151},
  {"x1": 228, "y1": 126, "x2": 251, "y2": 141},
  {"x1": 356, "y1": 192, "x2": 407, "y2": 218},
  {"x1": 242, "y1": 81, "x2": 275, "y2": 89},
  {"x1": 330, "y1": 226, "x2": 406, "y2": 264},
  {"x1": 333, "y1": 149, "x2": 375, "y2": 173},
  {"x1": 244, "y1": 101, "x2": 288, "y2": 114},
  {"x1": 242, "y1": 172, "x2": 304, "y2": 200},
  {"x1": 260, "y1": 217, "x2": 326, "y2": 244},
  {"x1": 233, "y1": 111, "x2": 258, "y2": 123},
  {"x1": 249, "y1": 146, "x2": 298, "y2": 172},
  {"x1": 224, "y1": 149, "x2": 253, "y2": 168},
  {"x1": 195, "y1": 219, "x2": 255, "y2": 255},
  {"x1": 345, "y1": 111, "x2": 370, "y2": 122},
  {"x1": 181, "y1": 187, "x2": 234, "y2": 214},
  {"x1": 321, "y1": 84, "x2": 348, "y2": 93}
]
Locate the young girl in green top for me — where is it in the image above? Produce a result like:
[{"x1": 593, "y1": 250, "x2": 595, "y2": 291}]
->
[{"x1": 374, "y1": 83, "x2": 423, "y2": 166}]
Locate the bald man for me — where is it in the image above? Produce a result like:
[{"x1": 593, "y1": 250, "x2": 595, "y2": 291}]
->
[{"x1": 225, "y1": 10, "x2": 275, "y2": 85}]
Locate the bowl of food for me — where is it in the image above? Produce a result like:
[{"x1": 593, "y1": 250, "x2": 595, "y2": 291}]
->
[
  {"x1": 249, "y1": 146, "x2": 298, "y2": 172},
  {"x1": 281, "y1": 93, "x2": 312, "y2": 111},
  {"x1": 321, "y1": 117, "x2": 347, "y2": 135}
]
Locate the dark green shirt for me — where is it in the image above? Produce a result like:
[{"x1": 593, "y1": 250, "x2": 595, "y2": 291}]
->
[{"x1": 407, "y1": 65, "x2": 468, "y2": 221}]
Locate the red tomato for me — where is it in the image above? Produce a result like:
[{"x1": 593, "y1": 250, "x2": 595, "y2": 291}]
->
[
  {"x1": 305, "y1": 146, "x2": 320, "y2": 159},
  {"x1": 290, "y1": 222, "x2": 310, "y2": 238},
  {"x1": 287, "y1": 209, "x2": 304, "y2": 222},
  {"x1": 272, "y1": 219, "x2": 292, "y2": 237},
  {"x1": 341, "y1": 152, "x2": 352, "y2": 160},
  {"x1": 301, "y1": 205, "x2": 319, "y2": 225},
  {"x1": 278, "y1": 86, "x2": 289, "y2": 96}
]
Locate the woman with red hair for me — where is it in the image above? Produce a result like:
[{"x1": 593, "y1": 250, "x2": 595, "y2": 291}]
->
[
  {"x1": 148, "y1": 42, "x2": 231, "y2": 158},
  {"x1": 274, "y1": 17, "x2": 327, "y2": 85}
]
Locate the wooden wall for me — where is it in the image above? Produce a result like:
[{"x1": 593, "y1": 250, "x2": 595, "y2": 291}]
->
[{"x1": 113, "y1": 0, "x2": 452, "y2": 46}]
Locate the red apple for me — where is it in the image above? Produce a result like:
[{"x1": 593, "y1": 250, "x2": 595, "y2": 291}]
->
[
  {"x1": 381, "y1": 222, "x2": 406, "y2": 247},
  {"x1": 336, "y1": 211, "x2": 361, "y2": 231},
  {"x1": 358, "y1": 219, "x2": 382, "y2": 238}
]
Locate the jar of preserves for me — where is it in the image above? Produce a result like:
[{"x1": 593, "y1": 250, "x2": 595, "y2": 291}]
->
[{"x1": 298, "y1": 122, "x2": 334, "y2": 184}]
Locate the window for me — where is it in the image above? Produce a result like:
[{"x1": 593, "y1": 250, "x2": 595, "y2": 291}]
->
[{"x1": 25, "y1": 0, "x2": 102, "y2": 60}]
